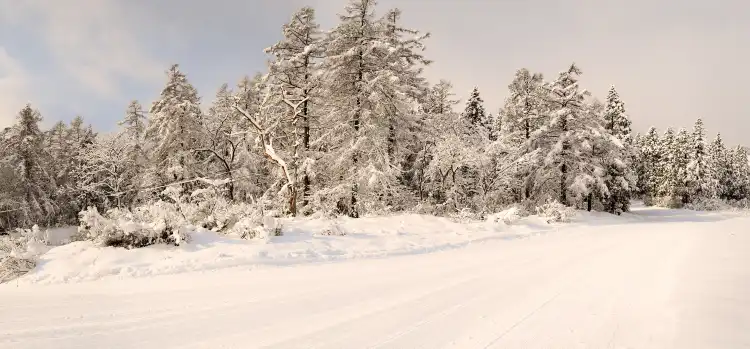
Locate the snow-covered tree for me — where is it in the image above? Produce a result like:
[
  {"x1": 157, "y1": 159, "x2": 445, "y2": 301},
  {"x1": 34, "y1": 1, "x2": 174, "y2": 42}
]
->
[
  {"x1": 660, "y1": 128, "x2": 691, "y2": 206},
  {"x1": 726, "y1": 145, "x2": 750, "y2": 200},
  {"x1": 603, "y1": 86, "x2": 632, "y2": 143},
  {"x1": 462, "y1": 87, "x2": 493, "y2": 139},
  {"x1": 145, "y1": 64, "x2": 205, "y2": 195},
  {"x1": 1, "y1": 105, "x2": 56, "y2": 226},
  {"x1": 686, "y1": 119, "x2": 717, "y2": 201},
  {"x1": 500, "y1": 69, "x2": 546, "y2": 144},
  {"x1": 600, "y1": 85, "x2": 634, "y2": 213},
  {"x1": 74, "y1": 133, "x2": 129, "y2": 209},
  {"x1": 316, "y1": 0, "x2": 430, "y2": 217},
  {"x1": 637, "y1": 127, "x2": 662, "y2": 202},
  {"x1": 116, "y1": 101, "x2": 149, "y2": 207},
  {"x1": 422, "y1": 80, "x2": 459, "y2": 116},
  {"x1": 231, "y1": 74, "x2": 277, "y2": 202},
  {"x1": 708, "y1": 134, "x2": 730, "y2": 200},
  {"x1": 498, "y1": 68, "x2": 546, "y2": 202},
  {"x1": 198, "y1": 84, "x2": 244, "y2": 201},
  {"x1": 265, "y1": 6, "x2": 325, "y2": 213},
  {"x1": 524, "y1": 63, "x2": 610, "y2": 207}
]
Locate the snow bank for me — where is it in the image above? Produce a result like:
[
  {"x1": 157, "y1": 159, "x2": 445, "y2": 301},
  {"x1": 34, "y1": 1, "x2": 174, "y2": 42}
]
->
[
  {"x1": 14, "y1": 204, "x2": 741, "y2": 285},
  {"x1": 18, "y1": 213, "x2": 559, "y2": 285}
]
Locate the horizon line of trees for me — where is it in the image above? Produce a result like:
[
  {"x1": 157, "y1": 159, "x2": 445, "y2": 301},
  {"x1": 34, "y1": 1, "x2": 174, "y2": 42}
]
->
[{"x1": 1, "y1": 0, "x2": 748, "y2": 231}]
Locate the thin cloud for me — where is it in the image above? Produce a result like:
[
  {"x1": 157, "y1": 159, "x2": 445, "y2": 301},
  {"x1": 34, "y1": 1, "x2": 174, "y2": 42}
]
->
[
  {"x1": 0, "y1": 47, "x2": 30, "y2": 127},
  {"x1": 1, "y1": 0, "x2": 164, "y2": 99}
]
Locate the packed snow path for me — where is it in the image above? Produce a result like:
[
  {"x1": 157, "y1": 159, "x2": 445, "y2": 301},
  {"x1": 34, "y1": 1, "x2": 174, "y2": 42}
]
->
[{"x1": 2, "y1": 208, "x2": 749, "y2": 348}]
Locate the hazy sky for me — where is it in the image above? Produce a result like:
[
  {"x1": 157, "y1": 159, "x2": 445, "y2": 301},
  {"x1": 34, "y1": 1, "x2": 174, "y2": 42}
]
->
[{"x1": 1, "y1": 0, "x2": 748, "y2": 144}]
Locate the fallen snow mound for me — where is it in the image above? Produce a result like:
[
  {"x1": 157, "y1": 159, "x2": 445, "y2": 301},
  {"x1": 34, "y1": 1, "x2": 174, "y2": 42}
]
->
[
  {"x1": 18, "y1": 213, "x2": 559, "y2": 285},
  {"x1": 14, "y1": 205, "x2": 740, "y2": 285}
]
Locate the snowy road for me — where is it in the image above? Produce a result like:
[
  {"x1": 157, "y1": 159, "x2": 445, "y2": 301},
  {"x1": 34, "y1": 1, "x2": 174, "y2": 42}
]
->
[{"x1": 2, "y1": 210, "x2": 750, "y2": 348}]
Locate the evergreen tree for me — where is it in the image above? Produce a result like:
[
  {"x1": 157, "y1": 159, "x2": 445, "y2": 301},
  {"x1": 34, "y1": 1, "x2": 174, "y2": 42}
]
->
[
  {"x1": 686, "y1": 118, "x2": 717, "y2": 201},
  {"x1": 600, "y1": 85, "x2": 634, "y2": 213},
  {"x1": 638, "y1": 127, "x2": 662, "y2": 202},
  {"x1": 661, "y1": 128, "x2": 691, "y2": 206},
  {"x1": 525, "y1": 63, "x2": 610, "y2": 207},
  {"x1": 116, "y1": 100, "x2": 149, "y2": 207},
  {"x1": 726, "y1": 146, "x2": 750, "y2": 200},
  {"x1": 709, "y1": 134, "x2": 730, "y2": 199},
  {"x1": 1, "y1": 104, "x2": 57, "y2": 226},
  {"x1": 603, "y1": 86, "x2": 632, "y2": 142},
  {"x1": 145, "y1": 64, "x2": 205, "y2": 196},
  {"x1": 462, "y1": 87, "x2": 492, "y2": 139}
]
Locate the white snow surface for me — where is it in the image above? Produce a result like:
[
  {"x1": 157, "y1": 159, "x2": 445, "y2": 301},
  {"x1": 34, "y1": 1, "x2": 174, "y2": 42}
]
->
[{"x1": 2, "y1": 204, "x2": 750, "y2": 348}]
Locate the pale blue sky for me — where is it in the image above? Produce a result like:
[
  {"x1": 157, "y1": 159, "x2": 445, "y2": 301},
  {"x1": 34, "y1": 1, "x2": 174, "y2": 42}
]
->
[{"x1": 1, "y1": 0, "x2": 749, "y2": 144}]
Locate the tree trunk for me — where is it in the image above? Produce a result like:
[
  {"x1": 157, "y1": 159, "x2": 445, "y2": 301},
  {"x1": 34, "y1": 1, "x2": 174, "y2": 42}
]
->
[{"x1": 587, "y1": 193, "x2": 592, "y2": 212}]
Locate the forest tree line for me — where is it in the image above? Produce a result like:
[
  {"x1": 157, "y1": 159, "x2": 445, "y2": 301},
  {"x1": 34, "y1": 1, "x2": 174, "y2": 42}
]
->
[{"x1": 1, "y1": 0, "x2": 748, "y2": 231}]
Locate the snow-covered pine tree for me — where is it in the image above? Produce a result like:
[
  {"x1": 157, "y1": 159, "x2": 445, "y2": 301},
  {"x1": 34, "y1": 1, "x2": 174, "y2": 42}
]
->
[
  {"x1": 686, "y1": 118, "x2": 717, "y2": 201},
  {"x1": 638, "y1": 127, "x2": 663, "y2": 203},
  {"x1": 317, "y1": 0, "x2": 430, "y2": 217},
  {"x1": 1, "y1": 104, "x2": 57, "y2": 226},
  {"x1": 600, "y1": 85, "x2": 633, "y2": 213},
  {"x1": 145, "y1": 64, "x2": 205, "y2": 198},
  {"x1": 116, "y1": 100, "x2": 149, "y2": 207},
  {"x1": 265, "y1": 6, "x2": 325, "y2": 214},
  {"x1": 726, "y1": 145, "x2": 750, "y2": 201},
  {"x1": 660, "y1": 128, "x2": 691, "y2": 206},
  {"x1": 525, "y1": 63, "x2": 608, "y2": 207},
  {"x1": 707, "y1": 134, "x2": 728, "y2": 199},
  {"x1": 656, "y1": 128, "x2": 676, "y2": 200},
  {"x1": 45, "y1": 121, "x2": 71, "y2": 188},
  {"x1": 603, "y1": 86, "x2": 632, "y2": 142},
  {"x1": 462, "y1": 87, "x2": 492, "y2": 140}
]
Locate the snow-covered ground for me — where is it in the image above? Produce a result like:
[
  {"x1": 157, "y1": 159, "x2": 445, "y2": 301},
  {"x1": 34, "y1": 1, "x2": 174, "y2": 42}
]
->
[{"x1": 1, "y1": 205, "x2": 749, "y2": 348}]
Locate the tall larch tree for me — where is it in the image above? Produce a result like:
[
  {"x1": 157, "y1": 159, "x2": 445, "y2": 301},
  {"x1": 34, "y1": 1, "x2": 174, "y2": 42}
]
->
[
  {"x1": 499, "y1": 68, "x2": 546, "y2": 202},
  {"x1": 117, "y1": 100, "x2": 149, "y2": 207},
  {"x1": 2, "y1": 105, "x2": 56, "y2": 226},
  {"x1": 145, "y1": 64, "x2": 205, "y2": 196},
  {"x1": 265, "y1": 6, "x2": 325, "y2": 214},
  {"x1": 319, "y1": 0, "x2": 430, "y2": 217}
]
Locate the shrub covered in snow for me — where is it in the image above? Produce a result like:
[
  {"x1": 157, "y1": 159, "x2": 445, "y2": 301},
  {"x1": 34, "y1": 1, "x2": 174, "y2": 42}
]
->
[
  {"x1": 231, "y1": 215, "x2": 283, "y2": 240},
  {"x1": 75, "y1": 185, "x2": 277, "y2": 248},
  {"x1": 0, "y1": 225, "x2": 50, "y2": 283},
  {"x1": 684, "y1": 198, "x2": 729, "y2": 212},
  {"x1": 487, "y1": 205, "x2": 527, "y2": 225},
  {"x1": 315, "y1": 221, "x2": 348, "y2": 237},
  {"x1": 652, "y1": 196, "x2": 684, "y2": 209},
  {"x1": 535, "y1": 199, "x2": 577, "y2": 223},
  {"x1": 76, "y1": 205, "x2": 190, "y2": 249}
]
